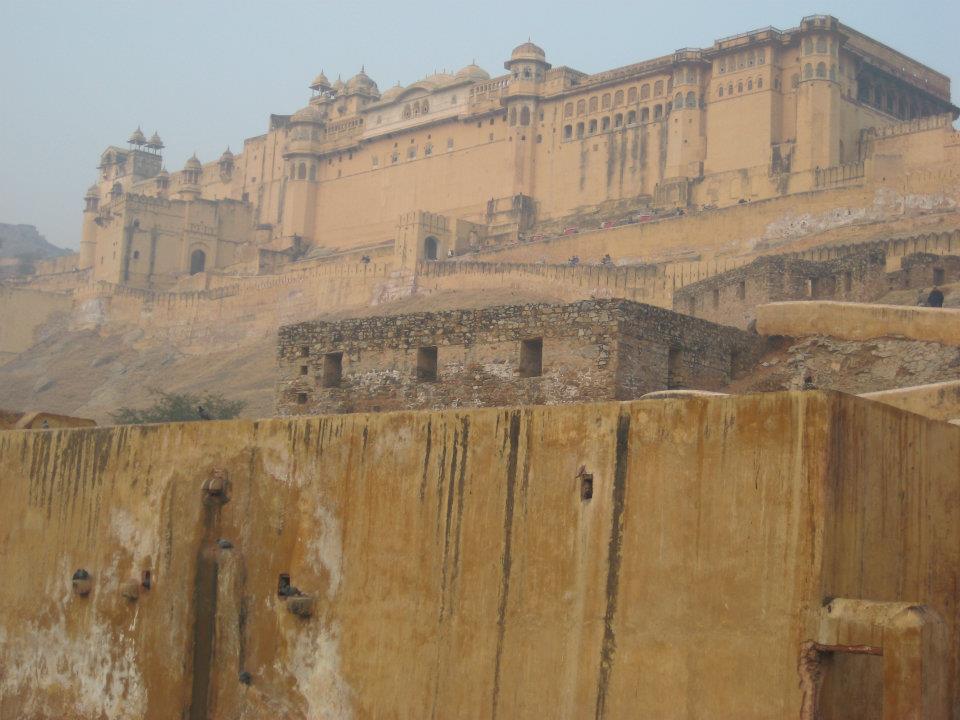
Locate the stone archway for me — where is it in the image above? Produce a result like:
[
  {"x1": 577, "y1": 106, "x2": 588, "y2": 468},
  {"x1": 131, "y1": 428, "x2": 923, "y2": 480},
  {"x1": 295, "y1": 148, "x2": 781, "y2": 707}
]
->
[
  {"x1": 424, "y1": 236, "x2": 439, "y2": 261},
  {"x1": 190, "y1": 249, "x2": 207, "y2": 275}
]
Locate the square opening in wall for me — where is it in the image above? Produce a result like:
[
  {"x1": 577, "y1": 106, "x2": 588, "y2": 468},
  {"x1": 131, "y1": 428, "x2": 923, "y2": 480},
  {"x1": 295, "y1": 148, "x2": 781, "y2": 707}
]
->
[
  {"x1": 667, "y1": 346, "x2": 684, "y2": 389},
  {"x1": 300, "y1": 365, "x2": 309, "y2": 376},
  {"x1": 296, "y1": 392, "x2": 308, "y2": 405},
  {"x1": 519, "y1": 338, "x2": 543, "y2": 377},
  {"x1": 322, "y1": 352, "x2": 343, "y2": 388},
  {"x1": 580, "y1": 473, "x2": 594, "y2": 501},
  {"x1": 299, "y1": 345, "x2": 310, "y2": 358},
  {"x1": 417, "y1": 346, "x2": 438, "y2": 382}
]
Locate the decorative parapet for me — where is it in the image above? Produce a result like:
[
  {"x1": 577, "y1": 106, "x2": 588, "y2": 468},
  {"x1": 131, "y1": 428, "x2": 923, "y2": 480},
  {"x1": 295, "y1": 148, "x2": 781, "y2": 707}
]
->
[{"x1": 814, "y1": 161, "x2": 865, "y2": 188}]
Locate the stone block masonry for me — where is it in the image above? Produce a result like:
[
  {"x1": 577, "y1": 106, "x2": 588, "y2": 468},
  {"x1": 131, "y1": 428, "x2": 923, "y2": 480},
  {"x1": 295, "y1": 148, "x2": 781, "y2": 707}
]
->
[{"x1": 276, "y1": 299, "x2": 765, "y2": 415}]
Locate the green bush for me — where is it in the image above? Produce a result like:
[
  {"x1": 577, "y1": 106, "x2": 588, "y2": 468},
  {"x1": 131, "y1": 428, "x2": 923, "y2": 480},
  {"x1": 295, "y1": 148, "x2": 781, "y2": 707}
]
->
[{"x1": 110, "y1": 389, "x2": 246, "y2": 425}]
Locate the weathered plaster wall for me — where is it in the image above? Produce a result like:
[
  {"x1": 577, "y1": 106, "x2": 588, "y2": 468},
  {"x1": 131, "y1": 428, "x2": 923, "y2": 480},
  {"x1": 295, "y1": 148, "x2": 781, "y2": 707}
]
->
[
  {"x1": 860, "y1": 380, "x2": 960, "y2": 421},
  {"x1": 0, "y1": 393, "x2": 958, "y2": 718},
  {"x1": 0, "y1": 286, "x2": 71, "y2": 362},
  {"x1": 756, "y1": 300, "x2": 960, "y2": 345}
]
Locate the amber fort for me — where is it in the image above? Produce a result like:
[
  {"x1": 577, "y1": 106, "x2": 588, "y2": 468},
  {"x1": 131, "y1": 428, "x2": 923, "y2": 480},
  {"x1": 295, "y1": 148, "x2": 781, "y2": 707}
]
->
[{"x1": 3, "y1": 13, "x2": 960, "y2": 718}]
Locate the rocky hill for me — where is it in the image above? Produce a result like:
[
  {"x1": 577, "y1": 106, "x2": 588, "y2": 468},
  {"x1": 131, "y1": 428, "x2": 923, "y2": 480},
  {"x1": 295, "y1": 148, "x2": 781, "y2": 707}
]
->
[{"x1": 0, "y1": 224, "x2": 68, "y2": 259}]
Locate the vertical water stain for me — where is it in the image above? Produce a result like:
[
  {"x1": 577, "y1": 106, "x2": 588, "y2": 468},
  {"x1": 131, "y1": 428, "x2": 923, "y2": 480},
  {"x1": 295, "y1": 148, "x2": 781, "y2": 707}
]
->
[
  {"x1": 491, "y1": 411, "x2": 521, "y2": 720},
  {"x1": 594, "y1": 412, "x2": 631, "y2": 720},
  {"x1": 188, "y1": 500, "x2": 224, "y2": 720}
]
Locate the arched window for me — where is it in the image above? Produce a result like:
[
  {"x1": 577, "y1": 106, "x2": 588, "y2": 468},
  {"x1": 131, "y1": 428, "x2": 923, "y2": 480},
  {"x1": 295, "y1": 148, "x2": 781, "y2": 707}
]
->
[
  {"x1": 601, "y1": 116, "x2": 610, "y2": 131},
  {"x1": 614, "y1": 113, "x2": 623, "y2": 127},
  {"x1": 653, "y1": 104, "x2": 662, "y2": 119},
  {"x1": 803, "y1": 64, "x2": 813, "y2": 80},
  {"x1": 297, "y1": 162, "x2": 306, "y2": 180},
  {"x1": 757, "y1": 77, "x2": 763, "y2": 89},
  {"x1": 718, "y1": 85, "x2": 724, "y2": 97},
  {"x1": 403, "y1": 104, "x2": 411, "y2": 119},
  {"x1": 654, "y1": 80, "x2": 663, "y2": 96},
  {"x1": 589, "y1": 96, "x2": 598, "y2": 112},
  {"x1": 792, "y1": 74, "x2": 800, "y2": 88},
  {"x1": 189, "y1": 249, "x2": 206, "y2": 275},
  {"x1": 421, "y1": 100, "x2": 429, "y2": 113},
  {"x1": 747, "y1": 79, "x2": 753, "y2": 91},
  {"x1": 640, "y1": 107, "x2": 649, "y2": 122},
  {"x1": 414, "y1": 103, "x2": 421, "y2": 116},
  {"x1": 674, "y1": 92, "x2": 683, "y2": 107},
  {"x1": 601, "y1": 93, "x2": 611, "y2": 109},
  {"x1": 424, "y1": 236, "x2": 438, "y2": 261},
  {"x1": 308, "y1": 164, "x2": 316, "y2": 181},
  {"x1": 576, "y1": 122, "x2": 584, "y2": 138},
  {"x1": 816, "y1": 37, "x2": 827, "y2": 53},
  {"x1": 509, "y1": 107, "x2": 517, "y2": 126},
  {"x1": 747, "y1": 51, "x2": 755, "y2": 67},
  {"x1": 519, "y1": 106, "x2": 530, "y2": 126},
  {"x1": 804, "y1": 38, "x2": 813, "y2": 55},
  {"x1": 737, "y1": 82, "x2": 743, "y2": 93},
  {"x1": 627, "y1": 109, "x2": 636, "y2": 124},
  {"x1": 816, "y1": 62, "x2": 826, "y2": 79},
  {"x1": 577, "y1": 99, "x2": 586, "y2": 115},
  {"x1": 588, "y1": 119, "x2": 597, "y2": 134},
  {"x1": 564, "y1": 124, "x2": 572, "y2": 139},
  {"x1": 616, "y1": 90, "x2": 626, "y2": 106},
  {"x1": 640, "y1": 84, "x2": 650, "y2": 100},
  {"x1": 728, "y1": 83, "x2": 733, "y2": 95},
  {"x1": 564, "y1": 102, "x2": 573, "y2": 118},
  {"x1": 686, "y1": 91, "x2": 696, "y2": 107}
]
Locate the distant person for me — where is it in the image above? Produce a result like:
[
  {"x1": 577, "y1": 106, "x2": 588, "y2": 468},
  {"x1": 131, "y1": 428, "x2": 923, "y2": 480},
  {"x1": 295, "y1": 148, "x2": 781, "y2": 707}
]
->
[
  {"x1": 568, "y1": 256, "x2": 580, "y2": 267},
  {"x1": 928, "y1": 288, "x2": 944, "y2": 307}
]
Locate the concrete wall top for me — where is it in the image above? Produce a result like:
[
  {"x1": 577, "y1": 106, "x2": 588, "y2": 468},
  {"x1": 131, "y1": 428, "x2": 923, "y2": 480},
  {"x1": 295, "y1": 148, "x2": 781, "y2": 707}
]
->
[{"x1": 756, "y1": 301, "x2": 960, "y2": 345}]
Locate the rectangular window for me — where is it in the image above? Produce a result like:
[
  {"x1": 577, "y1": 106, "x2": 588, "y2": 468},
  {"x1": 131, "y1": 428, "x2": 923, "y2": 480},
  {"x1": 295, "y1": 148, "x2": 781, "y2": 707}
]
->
[
  {"x1": 934, "y1": 268, "x2": 945, "y2": 285},
  {"x1": 737, "y1": 280, "x2": 746, "y2": 300},
  {"x1": 519, "y1": 338, "x2": 543, "y2": 378},
  {"x1": 300, "y1": 365, "x2": 309, "y2": 376},
  {"x1": 417, "y1": 346, "x2": 438, "y2": 382},
  {"x1": 667, "y1": 347, "x2": 684, "y2": 389},
  {"x1": 322, "y1": 352, "x2": 343, "y2": 388},
  {"x1": 299, "y1": 345, "x2": 310, "y2": 358},
  {"x1": 296, "y1": 392, "x2": 308, "y2": 405}
]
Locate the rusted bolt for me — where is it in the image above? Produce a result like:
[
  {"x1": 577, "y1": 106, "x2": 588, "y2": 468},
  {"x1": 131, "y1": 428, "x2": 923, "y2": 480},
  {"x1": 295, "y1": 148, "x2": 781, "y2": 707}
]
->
[
  {"x1": 286, "y1": 595, "x2": 315, "y2": 618},
  {"x1": 201, "y1": 468, "x2": 230, "y2": 506},
  {"x1": 72, "y1": 569, "x2": 92, "y2": 597}
]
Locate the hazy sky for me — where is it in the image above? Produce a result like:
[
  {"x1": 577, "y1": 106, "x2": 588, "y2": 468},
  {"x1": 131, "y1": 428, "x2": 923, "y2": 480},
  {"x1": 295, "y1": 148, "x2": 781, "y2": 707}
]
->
[{"x1": 1, "y1": 0, "x2": 957, "y2": 249}]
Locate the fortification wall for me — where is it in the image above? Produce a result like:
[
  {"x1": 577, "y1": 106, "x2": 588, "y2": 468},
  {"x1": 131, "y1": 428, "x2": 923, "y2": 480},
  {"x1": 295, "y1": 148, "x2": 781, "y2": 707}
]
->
[
  {"x1": 0, "y1": 393, "x2": 957, "y2": 718},
  {"x1": 0, "y1": 286, "x2": 72, "y2": 362},
  {"x1": 756, "y1": 301, "x2": 960, "y2": 345}
]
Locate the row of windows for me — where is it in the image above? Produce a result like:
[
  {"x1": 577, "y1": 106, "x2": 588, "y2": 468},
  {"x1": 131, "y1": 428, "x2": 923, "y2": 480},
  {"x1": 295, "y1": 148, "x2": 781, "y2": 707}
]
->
[
  {"x1": 673, "y1": 92, "x2": 700, "y2": 109},
  {"x1": 717, "y1": 76, "x2": 767, "y2": 96},
  {"x1": 717, "y1": 49, "x2": 766, "y2": 74},
  {"x1": 296, "y1": 338, "x2": 544, "y2": 393},
  {"x1": 802, "y1": 36, "x2": 839, "y2": 57},
  {"x1": 562, "y1": 104, "x2": 665, "y2": 139},
  {"x1": 563, "y1": 81, "x2": 665, "y2": 118},
  {"x1": 802, "y1": 62, "x2": 838, "y2": 81},
  {"x1": 858, "y1": 80, "x2": 932, "y2": 120}
]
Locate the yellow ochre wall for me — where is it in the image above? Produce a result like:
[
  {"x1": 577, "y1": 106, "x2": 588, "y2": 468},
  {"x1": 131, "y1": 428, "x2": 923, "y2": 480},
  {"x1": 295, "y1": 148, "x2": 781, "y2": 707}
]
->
[{"x1": 1, "y1": 392, "x2": 958, "y2": 718}]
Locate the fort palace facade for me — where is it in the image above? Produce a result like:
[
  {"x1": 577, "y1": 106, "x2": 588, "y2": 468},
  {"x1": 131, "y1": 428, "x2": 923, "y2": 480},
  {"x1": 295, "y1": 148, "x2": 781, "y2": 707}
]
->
[{"x1": 77, "y1": 15, "x2": 956, "y2": 288}]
